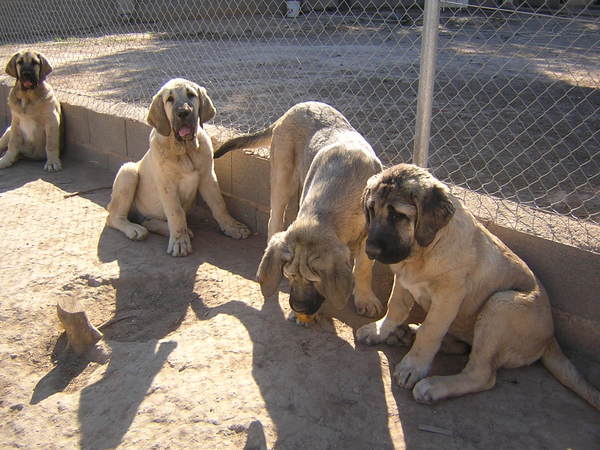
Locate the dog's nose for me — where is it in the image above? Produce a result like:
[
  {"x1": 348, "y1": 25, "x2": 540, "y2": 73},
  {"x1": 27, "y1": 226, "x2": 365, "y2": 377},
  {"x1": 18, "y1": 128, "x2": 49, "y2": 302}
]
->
[
  {"x1": 177, "y1": 108, "x2": 191, "y2": 118},
  {"x1": 365, "y1": 241, "x2": 381, "y2": 259}
]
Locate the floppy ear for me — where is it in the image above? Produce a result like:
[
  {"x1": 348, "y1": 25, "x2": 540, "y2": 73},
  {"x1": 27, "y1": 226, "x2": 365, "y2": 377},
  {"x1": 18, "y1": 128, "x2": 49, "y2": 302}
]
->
[
  {"x1": 5, "y1": 53, "x2": 19, "y2": 78},
  {"x1": 36, "y1": 52, "x2": 53, "y2": 80},
  {"x1": 197, "y1": 86, "x2": 216, "y2": 128},
  {"x1": 316, "y1": 245, "x2": 353, "y2": 310},
  {"x1": 414, "y1": 184, "x2": 455, "y2": 247},
  {"x1": 147, "y1": 90, "x2": 171, "y2": 136},
  {"x1": 256, "y1": 232, "x2": 289, "y2": 298}
]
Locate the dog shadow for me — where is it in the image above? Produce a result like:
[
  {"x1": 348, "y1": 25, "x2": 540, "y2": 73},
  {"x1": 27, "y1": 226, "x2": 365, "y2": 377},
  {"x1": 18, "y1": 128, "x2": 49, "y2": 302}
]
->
[
  {"x1": 191, "y1": 291, "x2": 397, "y2": 449},
  {"x1": 71, "y1": 199, "x2": 273, "y2": 449}
]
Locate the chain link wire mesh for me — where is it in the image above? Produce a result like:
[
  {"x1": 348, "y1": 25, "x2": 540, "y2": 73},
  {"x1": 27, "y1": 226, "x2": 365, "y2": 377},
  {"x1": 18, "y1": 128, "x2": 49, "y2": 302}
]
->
[{"x1": 0, "y1": 0, "x2": 598, "y2": 252}]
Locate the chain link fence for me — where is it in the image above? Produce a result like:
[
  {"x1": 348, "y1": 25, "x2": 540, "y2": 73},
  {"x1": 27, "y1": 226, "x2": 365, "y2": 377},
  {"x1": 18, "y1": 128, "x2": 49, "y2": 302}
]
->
[{"x1": 0, "y1": 0, "x2": 598, "y2": 252}]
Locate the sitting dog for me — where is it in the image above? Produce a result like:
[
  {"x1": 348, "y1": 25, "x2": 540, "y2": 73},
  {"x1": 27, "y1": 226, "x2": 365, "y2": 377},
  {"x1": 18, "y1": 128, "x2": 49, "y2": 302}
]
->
[
  {"x1": 356, "y1": 163, "x2": 599, "y2": 410},
  {"x1": 0, "y1": 50, "x2": 62, "y2": 171},
  {"x1": 214, "y1": 101, "x2": 383, "y2": 320},
  {"x1": 106, "y1": 78, "x2": 250, "y2": 256}
]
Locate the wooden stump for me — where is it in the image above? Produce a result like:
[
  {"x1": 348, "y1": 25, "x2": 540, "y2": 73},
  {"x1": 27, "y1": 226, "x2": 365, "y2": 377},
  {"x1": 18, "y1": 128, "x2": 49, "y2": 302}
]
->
[{"x1": 57, "y1": 298, "x2": 103, "y2": 356}]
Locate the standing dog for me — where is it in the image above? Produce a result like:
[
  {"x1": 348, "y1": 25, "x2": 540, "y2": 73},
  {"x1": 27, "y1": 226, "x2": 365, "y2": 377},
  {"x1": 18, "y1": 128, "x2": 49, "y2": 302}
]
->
[
  {"x1": 0, "y1": 50, "x2": 62, "y2": 171},
  {"x1": 214, "y1": 102, "x2": 383, "y2": 319},
  {"x1": 357, "y1": 163, "x2": 600, "y2": 410},
  {"x1": 106, "y1": 78, "x2": 250, "y2": 256}
]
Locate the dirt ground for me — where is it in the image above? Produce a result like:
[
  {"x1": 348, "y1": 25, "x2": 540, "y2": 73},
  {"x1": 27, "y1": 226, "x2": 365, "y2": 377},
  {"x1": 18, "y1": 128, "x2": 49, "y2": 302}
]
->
[{"x1": 0, "y1": 158, "x2": 599, "y2": 449}]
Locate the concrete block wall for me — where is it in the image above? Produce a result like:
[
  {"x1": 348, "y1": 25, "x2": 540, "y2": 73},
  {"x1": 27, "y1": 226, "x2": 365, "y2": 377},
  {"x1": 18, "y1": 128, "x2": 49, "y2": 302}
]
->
[{"x1": 1, "y1": 84, "x2": 599, "y2": 362}]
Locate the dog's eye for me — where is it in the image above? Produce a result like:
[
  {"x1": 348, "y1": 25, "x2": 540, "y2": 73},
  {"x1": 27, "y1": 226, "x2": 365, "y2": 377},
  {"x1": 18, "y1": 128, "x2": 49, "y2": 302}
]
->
[
  {"x1": 187, "y1": 92, "x2": 196, "y2": 99},
  {"x1": 388, "y1": 206, "x2": 406, "y2": 221},
  {"x1": 166, "y1": 96, "x2": 174, "y2": 103}
]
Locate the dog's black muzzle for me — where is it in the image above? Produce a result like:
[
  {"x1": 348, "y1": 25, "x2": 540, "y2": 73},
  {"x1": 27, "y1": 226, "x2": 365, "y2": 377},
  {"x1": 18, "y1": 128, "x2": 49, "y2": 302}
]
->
[
  {"x1": 365, "y1": 233, "x2": 411, "y2": 265},
  {"x1": 173, "y1": 105, "x2": 197, "y2": 142},
  {"x1": 19, "y1": 71, "x2": 38, "y2": 90},
  {"x1": 289, "y1": 281, "x2": 325, "y2": 315}
]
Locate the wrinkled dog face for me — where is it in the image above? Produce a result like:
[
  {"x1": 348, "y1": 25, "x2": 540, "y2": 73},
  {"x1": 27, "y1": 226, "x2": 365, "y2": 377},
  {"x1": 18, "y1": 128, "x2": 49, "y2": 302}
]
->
[
  {"x1": 363, "y1": 164, "x2": 455, "y2": 265},
  {"x1": 5, "y1": 50, "x2": 53, "y2": 90},
  {"x1": 147, "y1": 78, "x2": 216, "y2": 141},
  {"x1": 256, "y1": 231, "x2": 354, "y2": 314}
]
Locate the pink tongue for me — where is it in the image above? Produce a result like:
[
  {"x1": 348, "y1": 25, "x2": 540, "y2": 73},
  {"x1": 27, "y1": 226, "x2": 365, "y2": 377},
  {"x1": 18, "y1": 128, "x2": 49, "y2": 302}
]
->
[
  {"x1": 23, "y1": 81, "x2": 32, "y2": 88},
  {"x1": 178, "y1": 126, "x2": 192, "y2": 137}
]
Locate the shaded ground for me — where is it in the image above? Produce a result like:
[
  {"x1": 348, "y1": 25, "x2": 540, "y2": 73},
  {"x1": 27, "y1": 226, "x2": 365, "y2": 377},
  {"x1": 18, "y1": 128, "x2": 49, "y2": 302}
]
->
[{"x1": 0, "y1": 158, "x2": 599, "y2": 449}]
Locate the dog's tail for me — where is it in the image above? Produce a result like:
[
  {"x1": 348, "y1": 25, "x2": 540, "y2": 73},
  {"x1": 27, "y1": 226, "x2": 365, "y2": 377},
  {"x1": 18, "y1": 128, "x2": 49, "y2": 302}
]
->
[
  {"x1": 213, "y1": 121, "x2": 277, "y2": 159},
  {"x1": 0, "y1": 126, "x2": 11, "y2": 150},
  {"x1": 541, "y1": 337, "x2": 600, "y2": 410}
]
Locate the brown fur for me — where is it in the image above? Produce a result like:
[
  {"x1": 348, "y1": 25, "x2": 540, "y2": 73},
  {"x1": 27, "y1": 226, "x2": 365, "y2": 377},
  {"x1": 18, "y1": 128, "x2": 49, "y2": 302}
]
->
[
  {"x1": 0, "y1": 50, "x2": 62, "y2": 171},
  {"x1": 357, "y1": 163, "x2": 600, "y2": 410},
  {"x1": 217, "y1": 102, "x2": 384, "y2": 318},
  {"x1": 106, "y1": 78, "x2": 250, "y2": 256}
]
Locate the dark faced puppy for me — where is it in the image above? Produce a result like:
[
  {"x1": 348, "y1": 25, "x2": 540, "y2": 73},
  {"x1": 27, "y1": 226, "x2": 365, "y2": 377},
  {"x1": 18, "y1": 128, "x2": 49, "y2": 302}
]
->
[
  {"x1": 5, "y1": 50, "x2": 53, "y2": 91},
  {"x1": 147, "y1": 78, "x2": 215, "y2": 144},
  {"x1": 362, "y1": 164, "x2": 455, "y2": 264}
]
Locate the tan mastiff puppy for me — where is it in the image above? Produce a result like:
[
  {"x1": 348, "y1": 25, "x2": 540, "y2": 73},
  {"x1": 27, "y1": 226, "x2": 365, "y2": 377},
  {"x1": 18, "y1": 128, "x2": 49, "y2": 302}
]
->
[
  {"x1": 357, "y1": 163, "x2": 600, "y2": 410},
  {"x1": 106, "y1": 78, "x2": 250, "y2": 256},
  {"x1": 0, "y1": 50, "x2": 62, "y2": 171},
  {"x1": 214, "y1": 101, "x2": 383, "y2": 320}
]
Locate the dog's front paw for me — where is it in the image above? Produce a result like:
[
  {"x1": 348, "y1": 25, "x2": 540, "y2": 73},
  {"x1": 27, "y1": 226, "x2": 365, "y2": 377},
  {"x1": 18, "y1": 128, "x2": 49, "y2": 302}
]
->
[
  {"x1": 44, "y1": 159, "x2": 62, "y2": 172},
  {"x1": 394, "y1": 355, "x2": 431, "y2": 389},
  {"x1": 413, "y1": 377, "x2": 447, "y2": 404},
  {"x1": 353, "y1": 289, "x2": 383, "y2": 318},
  {"x1": 168, "y1": 229, "x2": 193, "y2": 256},
  {"x1": 125, "y1": 223, "x2": 148, "y2": 241},
  {"x1": 221, "y1": 219, "x2": 251, "y2": 240},
  {"x1": 356, "y1": 319, "x2": 407, "y2": 345}
]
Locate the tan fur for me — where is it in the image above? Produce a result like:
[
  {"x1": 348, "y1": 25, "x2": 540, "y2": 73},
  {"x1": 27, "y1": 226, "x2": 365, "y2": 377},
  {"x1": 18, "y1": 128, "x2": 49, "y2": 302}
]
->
[
  {"x1": 0, "y1": 50, "x2": 62, "y2": 171},
  {"x1": 217, "y1": 102, "x2": 384, "y2": 317},
  {"x1": 106, "y1": 78, "x2": 250, "y2": 257},
  {"x1": 357, "y1": 164, "x2": 600, "y2": 410}
]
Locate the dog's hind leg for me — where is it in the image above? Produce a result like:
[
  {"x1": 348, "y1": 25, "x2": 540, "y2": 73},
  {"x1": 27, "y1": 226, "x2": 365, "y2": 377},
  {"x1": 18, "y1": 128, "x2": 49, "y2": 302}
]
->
[
  {"x1": 0, "y1": 129, "x2": 20, "y2": 169},
  {"x1": 412, "y1": 290, "x2": 549, "y2": 404},
  {"x1": 267, "y1": 137, "x2": 297, "y2": 239},
  {"x1": 0, "y1": 126, "x2": 11, "y2": 150},
  {"x1": 106, "y1": 162, "x2": 149, "y2": 240}
]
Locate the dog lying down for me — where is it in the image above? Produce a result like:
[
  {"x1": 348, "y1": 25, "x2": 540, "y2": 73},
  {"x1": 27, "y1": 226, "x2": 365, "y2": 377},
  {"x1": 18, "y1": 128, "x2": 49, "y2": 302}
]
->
[
  {"x1": 357, "y1": 163, "x2": 600, "y2": 410},
  {"x1": 214, "y1": 101, "x2": 383, "y2": 321}
]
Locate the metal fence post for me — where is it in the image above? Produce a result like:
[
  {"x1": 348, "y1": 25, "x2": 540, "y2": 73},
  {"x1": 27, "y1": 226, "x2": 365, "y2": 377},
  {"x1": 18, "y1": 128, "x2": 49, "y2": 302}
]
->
[{"x1": 413, "y1": 0, "x2": 441, "y2": 168}]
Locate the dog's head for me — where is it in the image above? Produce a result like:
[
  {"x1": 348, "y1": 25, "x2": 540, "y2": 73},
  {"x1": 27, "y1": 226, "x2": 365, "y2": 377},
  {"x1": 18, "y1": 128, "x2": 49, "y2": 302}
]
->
[
  {"x1": 256, "y1": 225, "x2": 353, "y2": 315},
  {"x1": 362, "y1": 164, "x2": 455, "y2": 264},
  {"x1": 147, "y1": 78, "x2": 216, "y2": 141},
  {"x1": 5, "y1": 50, "x2": 53, "y2": 90}
]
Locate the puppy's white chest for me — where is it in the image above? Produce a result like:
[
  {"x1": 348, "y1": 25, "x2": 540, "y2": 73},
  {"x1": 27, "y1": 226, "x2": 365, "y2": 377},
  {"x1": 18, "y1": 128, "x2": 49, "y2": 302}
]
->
[
  {"x1": 19, "y1": 117, "x2": 38, "y2": 142},
  {"x1": 396, "y1": 271, "x2": 431, "y2": 310}
]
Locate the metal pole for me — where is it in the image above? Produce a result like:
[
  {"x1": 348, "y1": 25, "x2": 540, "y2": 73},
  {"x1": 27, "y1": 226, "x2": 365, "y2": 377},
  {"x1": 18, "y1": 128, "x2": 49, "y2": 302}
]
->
[{"x1": 413, "y1": 0, "x2": 441, "y2": 168}]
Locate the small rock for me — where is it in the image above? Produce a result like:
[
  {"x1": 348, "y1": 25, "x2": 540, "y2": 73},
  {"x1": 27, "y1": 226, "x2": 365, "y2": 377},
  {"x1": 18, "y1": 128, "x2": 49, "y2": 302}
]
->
[
  {"x1": 10, "y1": 403, "x2": 24, "y2": 412},
  {"x1": 228, "y1": 424, "x2": 246, "y2": 433}
]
